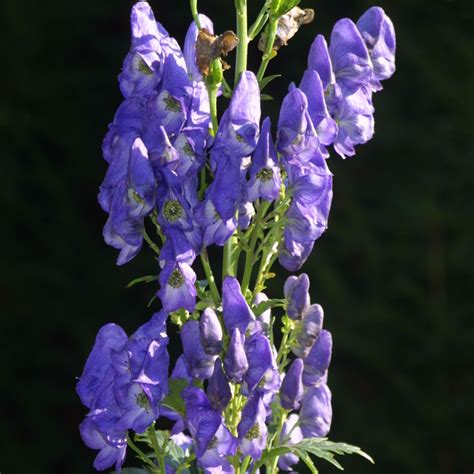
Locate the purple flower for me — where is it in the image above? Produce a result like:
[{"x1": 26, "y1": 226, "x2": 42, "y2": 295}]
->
[
  {"x1": 118, "y1": 2, "x2": 164, "y2": 99},
  {"x1": 330, "y1": 87, "x2": 375, "y2": 158},
  {"x1": 303, "y1": 330, "x2": 333, "y2": 387},
  {"x1": 207, "y1": 358, "x2": 232, "y2": 411},
  {"x1": 199, "y1": 308, "x2": 223, "y2": 356},
  {"x1": 80, "y1": 413, "x2": 127, "y2": 472},
  {"x1": 329, "y1": 18, "x2": 372, "y2": 95},
  {"x1": 181, "y1": 320, "x2": 216, "y2": 379},
  {"x1": 284, "y1": 274, "x2": 310, "y2": 320},
  {"x1": 279, "y1": 240, "x2": 314, "y2": 272},
  {"x1": 158, "y1": 261, "x2": 197, "y2": 313},
  {"x1": 157, "y1": 185, "x2": 193, "y2": 231},
  {"x1": 224, "y1": 328, "x2": 249, "y2": 383},
  {"x1": 222, "y1": 276, "x2": 256, "y2": 334},
  {"x1": 307, "y1": 35, "x2": 334, "y2": 90},
  {"x1": 238, "y1": 394, "x2": 268, "y2": 460},
  {"x1": 212, "y1": 71, "x2": 261, "y2": 158},
  {"x1": 195, "y1": 198, "x2": 237, "y2": 247},
  {"x1": 278, "y1": 414, "x2": 303, "y2": 471},
  {"x1": 182, "y1": 386, "x2": 222, "y2": 458},
  {"x1": 299, "y1": 384, "x2": 333, "y2": 438},
  {"x1": 292, "y1": 304, "x2": 324, "y2": 358},
  {"x1": 199, "y1": 424, "x2": 237, "y2": 473},
  {"x1": 357, "y1": 7, "x2": 396, "y2": 87},
  {"x1": 247, "y1": 117, "x2": 282, "y2": 202},
  {"x1": 76, "y1": 324, "x2": 128, "y2": 409},
  {"x1": 114, "y1": 381, "x2": 162, "y2": 433},
  {"x1": 242, "y1": 332, "x2": 274, "y2": 395},
  {"x1": 279, "y1": 358, "x2": 304, "y2": 410},
  {"x1": 299, "y1": 69, "x2": 337, "y2": 151},
  {"x1": 277, "y1": 87, "x2": 318, "y2": 157}
]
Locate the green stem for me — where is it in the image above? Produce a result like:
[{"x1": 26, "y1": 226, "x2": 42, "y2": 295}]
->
[
  {"x1": 144, "y1": 230, "x2": 160, "y2": 255},
  {"x1": 147, "y1": 426, "x2": 166, "y2": 474},
  {"x1": 234, "y1": 0, "x2": 248, "y2": 83},
  {"x1": 257, "y1": 19, "x2": 278, "y2": 82},
  {"x1": 241, "y1": 201, "x2": 271, "y2": 295},
  {"x1": 127, "y1": 434, "x2": 157, "y2": 471},
  {"x1": 239, "y1": 455, "x2": 252, "y2": 474},
  {"x1": 189, "y1": 0, "x2": 201, "y2": 28},
  {"x1": 207, "y1": 84, "x2": 219, "y2": 136},
  {"x1": 200, "y1": 247, "x2": 221, "y2": 304},
  {"x1": 248, "y1": 5, "x2": 269, "y2": 40}
]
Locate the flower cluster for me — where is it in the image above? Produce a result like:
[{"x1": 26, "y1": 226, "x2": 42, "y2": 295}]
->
[{"x1": 77, "y1": 1, "x2": 395, "y2": 472}]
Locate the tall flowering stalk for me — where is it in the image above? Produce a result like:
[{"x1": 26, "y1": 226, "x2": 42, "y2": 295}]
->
[{"x1": 77, "y1": 1, "x2": 395, "y2": 472}]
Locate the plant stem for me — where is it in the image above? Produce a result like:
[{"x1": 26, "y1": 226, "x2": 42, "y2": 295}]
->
[
  {"x1": 241, "y1": 201, "x2": 271, "y2": 296},
  {"x1": 257, "y1": 19, "x2": 278, "y2": 82},
  {"x1": 143, "y1": 230, "x2": 160, "y2": 255},
  {"x1": 200, "y1": 247, "x2": 221, "y2": 304},
  {"x1": 248, "y1": 5, "x2": 269, "y2": 40},
  {"x1": 127, "y1": 434, "x2": 157, "y2": 471},
  {"x1": 234, "y1": 0, "x2": 248, "y2": 83},
  {"x1": 189, "y1": 0, "x2": 201, "y2": 28},
  {"x1": 207, "y1": 84, "x2": 219, "y2": 136},
  {"x1": 147, "y1": 426, "x2": 166, "y2": 474}
]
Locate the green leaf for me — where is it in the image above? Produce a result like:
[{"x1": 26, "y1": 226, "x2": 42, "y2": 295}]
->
[
  {"x1": 294, "y1": 438, "x2": 374, "y2": 469},
  {"x1": 260, "y1": 94, "x2": 274, "y2": 101},
  {"x1": 259, "y1": 74, "x2": 281, "y2": 91},
  {"x1": 297, "y1": 449, "x2": 319, "y2": 474},
  {"x1": 126, "y1": 275, "x2": 157, "y2": 288},
  {"x1": 160, "y1": 378, "x2": 188, "y2": 416}
]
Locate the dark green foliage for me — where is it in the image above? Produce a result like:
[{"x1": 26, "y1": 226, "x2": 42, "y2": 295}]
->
[{"x1": 1, "y1": 0, "x2": 473, "y2": 473}]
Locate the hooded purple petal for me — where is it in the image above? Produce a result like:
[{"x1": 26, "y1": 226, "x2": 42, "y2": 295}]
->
[
  {"x1": 207, "y1": 358, "x2": 232, "y2": 411},
  {"x1": 307, "y1": 35, "x2": 334, "y2": 90},
  {"x1": 181, "y1": 320, "x2": 216, "y2": 379},
  {"x1": 222, "y1": 276, "x2": 256, "y2": 334},
  {"x1": 200, "y1": 308, "x2": 223, "y2": 356},
  {"x1": 224, "y1": 328, "x2": 249, "y2": 383},
  {"x1": 279, "y1": 358, "x2": 304, "y2": 410},
  {"x1": 284, "y1": 274, "x2": 310, "y2": 320},
  {"x1": 238, "y1": 394, "x2": 267, "y2": 460},
  {"x1": 292, "y1": 304, "x2": 324, "y2": 358},
  {"x1": 299, "y1": 384, "x2": 333, "y2": 438},
  {"x1": 329, "y1": 18, "x2": 372, "y2": 94},
  {"x1": 76, "y1": 324, "x2": 128, "y2": 409},
  {"x1": 303, "y1": 330, "x2": 333, "y2": 387}
]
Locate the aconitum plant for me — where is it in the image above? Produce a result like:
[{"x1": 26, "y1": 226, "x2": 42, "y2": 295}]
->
[{"x1": 77, "y1": 1, "x2": 395, "y2": 472}]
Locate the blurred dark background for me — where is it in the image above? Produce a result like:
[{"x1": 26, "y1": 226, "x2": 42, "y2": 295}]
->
[{"x1": 2, "y1": 0, "x2": 473, "y2": 472}]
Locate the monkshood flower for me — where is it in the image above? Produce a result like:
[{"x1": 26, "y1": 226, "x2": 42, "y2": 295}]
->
[
  {"x1": 279, "y1": 358, "x2": 304, "y2": 410},
  {"x1": 292, "y1": 303, "x2": 324, "y2": 358},
  {"x1": 299, "y1": 384, "x2": 333, "y2": 438},
  {"x1": 180, "y1": 319, "x2": 216, "y2": 379},
  {"x1": 238, "y1": 394, "x2": 268, "y2": 460},
  {"x1": 224, "y1": 328, "x2": 249, "y2": 383},
  {"x1": 329, "y1": 18, "x2": 372, "y2": 95},
  {"x1": 278, "y1": 414, "x2": 304, "y2": 471},
  {"x1": 118, "y1": 2, "x2": 164, "y2": 99},
  {"x1": 207, "y1": 358, "x2": 232, "y2": 411},
  {"x1": 158, "y1": 259, "x2": 197, "y2": 313},
  {"x1": 199, "y1": 424, "x2": 237, "y2": 473},
  {"x1": 302, "y1": 329, "x2": 333, "y2": 387},
  {"x1": 247, "y1": 117, "x2": 282, "y2": 202},
  {"x1": 199, "y1": 307, "x2": 223, "y2": 356},
  {"x1": 211, "y1": 71, "x2": 261, "y2": 161},
  {"x1": 80, "y1": 409, "x2": 127, "y2": 472},
  {"x1": 357, "y1": 7, "x2": 396, "y2": 88},
  {"x1": 77, "y1": 312, "x2": 169, "y2": 470},
  {"x1": 284, "y1": 274, "x2": 310, "y2": 320},
  {"x1": 222, "y1": 276, "x2": 256, "y2": 334}
]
